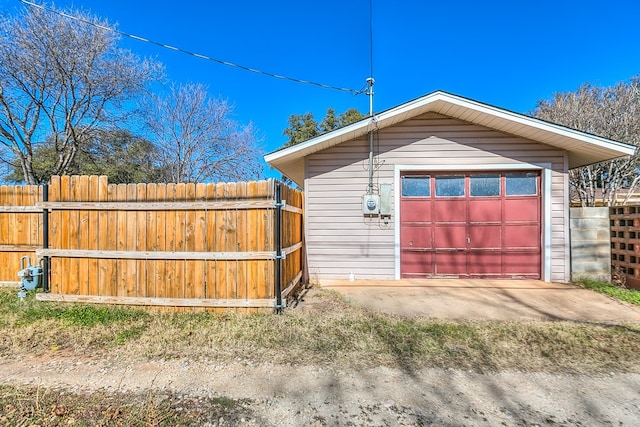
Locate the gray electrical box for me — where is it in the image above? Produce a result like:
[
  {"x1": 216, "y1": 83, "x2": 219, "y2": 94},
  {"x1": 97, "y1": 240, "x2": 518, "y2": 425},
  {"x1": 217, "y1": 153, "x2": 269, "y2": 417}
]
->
[
  {"x1": 362, "y1": 194, "x2": 380, "y2": 215},
  {"x1": 380, "y1": 184, "x2": 392, "y2": 216}
]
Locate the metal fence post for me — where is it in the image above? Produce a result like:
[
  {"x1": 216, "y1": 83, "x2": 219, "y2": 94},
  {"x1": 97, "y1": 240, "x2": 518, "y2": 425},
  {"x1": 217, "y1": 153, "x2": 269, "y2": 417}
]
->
[
  {"x1": 42, "y1": 182, "x2": 50, "y2": 293},
  {"x1": 275, "y1": 182, "x2": 283, "y2": 313}
]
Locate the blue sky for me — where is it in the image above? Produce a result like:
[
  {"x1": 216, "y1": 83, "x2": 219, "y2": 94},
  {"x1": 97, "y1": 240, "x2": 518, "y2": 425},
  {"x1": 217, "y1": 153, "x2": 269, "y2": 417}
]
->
[{"x1": 2, "y1": 0, "x2": 640, "y2": 178}]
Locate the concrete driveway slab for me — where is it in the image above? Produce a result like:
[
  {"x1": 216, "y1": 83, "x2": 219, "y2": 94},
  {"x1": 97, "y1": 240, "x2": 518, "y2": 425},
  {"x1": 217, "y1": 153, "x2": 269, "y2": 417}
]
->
[{"x1": 316, "y1": 279, "x2": 640, "y2": 322}]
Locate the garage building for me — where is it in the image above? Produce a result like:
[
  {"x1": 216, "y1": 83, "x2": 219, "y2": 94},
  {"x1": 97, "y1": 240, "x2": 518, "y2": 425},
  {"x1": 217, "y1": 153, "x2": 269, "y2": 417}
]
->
[{"x1": 265, "y1": 91, "x2": 635, "y2": 283}]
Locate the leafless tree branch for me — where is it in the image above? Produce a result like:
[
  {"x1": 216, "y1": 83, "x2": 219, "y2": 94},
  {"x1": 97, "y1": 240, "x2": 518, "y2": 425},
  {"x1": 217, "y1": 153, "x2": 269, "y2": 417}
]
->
[
  {"x1": 144, "y1": 83, "x2": 263, "y2": 183},
  {"x1": 0, "y1": 5, "x2": 162, "y2": 184},
  {"x1": 533, "y1": 78, "x2": 640, "y2": 206}
]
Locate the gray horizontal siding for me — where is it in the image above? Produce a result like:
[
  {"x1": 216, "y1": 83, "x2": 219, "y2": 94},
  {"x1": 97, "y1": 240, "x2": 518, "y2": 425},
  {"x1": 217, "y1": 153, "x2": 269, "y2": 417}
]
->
[{"x1": 305, "y1": 112, "x2": 570, "y2": 282}]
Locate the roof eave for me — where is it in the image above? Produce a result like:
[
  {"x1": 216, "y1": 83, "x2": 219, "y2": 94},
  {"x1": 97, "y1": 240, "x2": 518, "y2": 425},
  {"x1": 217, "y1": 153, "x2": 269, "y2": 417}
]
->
[{"x1": 265, "y1": 91, "x2": 637, "y2": 186}]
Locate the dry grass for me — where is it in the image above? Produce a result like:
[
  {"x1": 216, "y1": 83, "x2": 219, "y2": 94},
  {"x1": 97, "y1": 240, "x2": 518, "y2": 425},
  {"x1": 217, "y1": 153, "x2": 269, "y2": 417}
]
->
[
  {"x1": 1, "y1": 287, "x2": 640, "y2": 425},
  {"x1": 0, "y1": 384, "x2": 253, "y2": 426},
  {"x1": 1, "y1": 287, "x2": 639, "y2": 374}
]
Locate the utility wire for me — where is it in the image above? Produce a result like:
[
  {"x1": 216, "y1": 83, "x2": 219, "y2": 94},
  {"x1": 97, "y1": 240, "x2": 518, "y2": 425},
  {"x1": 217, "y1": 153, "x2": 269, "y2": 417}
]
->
[{"x1": 19, "y1": 0, "x2": 365, "y2": 95}]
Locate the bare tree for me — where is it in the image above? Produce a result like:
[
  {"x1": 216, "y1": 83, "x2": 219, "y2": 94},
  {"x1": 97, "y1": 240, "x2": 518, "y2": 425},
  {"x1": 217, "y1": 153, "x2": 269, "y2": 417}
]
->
[
  {"x1": 145, "y1": 83, "x2": 263, "y2": 183},
  {"x1": 533, "y1": 78, "x2": 640, "y2": 206},
  {"x1": 0, "y1": 5, "x2": 162, "y2": 184}
]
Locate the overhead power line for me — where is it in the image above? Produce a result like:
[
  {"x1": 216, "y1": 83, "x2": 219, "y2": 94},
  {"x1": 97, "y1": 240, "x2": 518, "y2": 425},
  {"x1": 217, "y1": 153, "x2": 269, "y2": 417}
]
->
[{"x1": 19, "y1": 0, "x2": 366, "y2": 95}]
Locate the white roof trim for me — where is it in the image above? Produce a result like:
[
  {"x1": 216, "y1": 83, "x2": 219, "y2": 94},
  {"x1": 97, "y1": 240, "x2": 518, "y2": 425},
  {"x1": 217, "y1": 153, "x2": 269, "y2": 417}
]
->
[{"x1": 265, "y1": 91, "x2": 636, "y2": 186}]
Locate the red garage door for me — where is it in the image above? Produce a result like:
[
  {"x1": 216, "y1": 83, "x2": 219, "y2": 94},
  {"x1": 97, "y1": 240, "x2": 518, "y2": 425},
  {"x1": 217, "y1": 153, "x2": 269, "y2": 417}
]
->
[{"x1": 400, "y1": 172, "x2": 541, "y2": 279}]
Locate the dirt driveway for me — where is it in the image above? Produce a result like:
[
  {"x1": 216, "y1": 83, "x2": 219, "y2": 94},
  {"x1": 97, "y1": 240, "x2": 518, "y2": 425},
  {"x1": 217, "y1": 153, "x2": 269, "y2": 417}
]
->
[{"x1": 316, "y1": 279, "x2": 640, "y2": 322}]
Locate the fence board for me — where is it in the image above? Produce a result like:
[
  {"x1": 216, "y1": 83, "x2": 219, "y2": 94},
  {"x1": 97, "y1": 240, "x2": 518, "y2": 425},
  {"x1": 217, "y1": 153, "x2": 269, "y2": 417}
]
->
[
  {"x1": 125, "y1": 184, "x2": 138, "y2": 297},
  {"x1": 236, "y1": 181, "x2": 248, "y2": 308},
  {"x1": 115, "y1": 184, "x2": 126, "y2": 296},
  {"x1": 259, "y1": 180, "x2": 272, "y2": 300},
  {"x1": 136, "y1": 183, "x2": 147, "y2": 298},
  {"x1": 205, "y1": 183, "x2": 217, "y2": 301},
  {"x1": 247, "y1": 181, "x2": 260, "y2": 303},
  {"x1": 97, "y1": 176, "x2": 109, "y2": 296},
  {"x1": 48, "y1": 177, "x2": 60, "y2": 292},
  {"x1": 185, "y1": 183, "x2": 197, "y2": 301},
  {"x1": 58, "y1": 176, "x2": 71, "y2": 293},
  {"x1": 174, "y1": 183, "x2": 186, "y2": 307},
  {"x1": 225, "y1": 182, "x2": 238, "y2": 302},
  {"x1": 165, "y1": 184, "x2": 177, "y2": 303},
  {"x1": 215, "y1": 183, "x2": 227, "y2": 301},
  {"x1": 105, "y1": 182, "x2": 118, "y2": 296},
  {"x1": 0, "y1": 186, "x2": 8, "y2": 281},
  {"x1": 145, "y1": 183, "x2": 158, "y2": 298},
  {"x1": 87, "y1": 176, "x2": 99, "y2": 296},
  {"x1": 7, "y1": 188, "x2": 17, "y2": 280},
  {"x1": 69, "y1": 177, "x2": 81, "y2": 294},
  {"x1": 78, "y1": 175, "x2": 90, "y2": 296},
  {"x1": 155, "y1": 184, "x2": 168, "y2": 299},
  {"x1": 193, "y1": 183, "x2": 207, "y2": 300}
]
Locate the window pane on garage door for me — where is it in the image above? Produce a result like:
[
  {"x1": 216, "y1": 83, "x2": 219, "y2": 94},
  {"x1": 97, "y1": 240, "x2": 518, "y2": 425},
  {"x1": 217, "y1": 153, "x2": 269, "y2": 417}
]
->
[
  {"x1": 506, "y1": 172, "x2": 537, "y2": 195},
  {"x1": 402, "y1": 175, "x2": 430, "y2": 197},
  {"x1": 435, "y1": 176, "x2": 464, "y2": 197},
  {"x1": 470, "y1": 174, "x2": 500, "y2": 196}
]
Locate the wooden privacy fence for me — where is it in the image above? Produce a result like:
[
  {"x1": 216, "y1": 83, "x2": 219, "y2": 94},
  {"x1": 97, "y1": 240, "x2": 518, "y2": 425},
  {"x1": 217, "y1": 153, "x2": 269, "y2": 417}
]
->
[
  {"x1": 0, "y1": 184, "x2": 42, "y2": 286},
  {"x1": 0, "y1": 176, "x2": 305, "y2": 310}
]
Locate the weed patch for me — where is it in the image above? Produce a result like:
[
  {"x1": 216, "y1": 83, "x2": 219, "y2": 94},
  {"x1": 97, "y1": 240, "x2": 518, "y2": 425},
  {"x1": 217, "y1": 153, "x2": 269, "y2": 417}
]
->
[
  {"x1": 1, "y1": 288, "x2": 639, "y2": 373},
  {"x1": 0, "y1": 385, "x2": 254, "y2": 426},
  {"x1": 574, "y1": 278, "x2": 640, "y2": 305}
]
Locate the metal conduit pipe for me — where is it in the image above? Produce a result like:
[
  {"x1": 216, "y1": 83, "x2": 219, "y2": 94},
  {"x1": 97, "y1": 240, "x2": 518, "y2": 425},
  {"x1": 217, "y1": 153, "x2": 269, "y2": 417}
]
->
[{"x1": 367, "y1": 77, "x2": 375, "y2": 195}]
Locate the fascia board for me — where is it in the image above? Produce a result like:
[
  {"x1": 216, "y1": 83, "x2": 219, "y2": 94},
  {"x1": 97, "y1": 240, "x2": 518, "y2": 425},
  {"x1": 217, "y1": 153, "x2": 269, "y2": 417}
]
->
[{"x1": 433, "y1": 93, "x2": 636, "y2": 156}]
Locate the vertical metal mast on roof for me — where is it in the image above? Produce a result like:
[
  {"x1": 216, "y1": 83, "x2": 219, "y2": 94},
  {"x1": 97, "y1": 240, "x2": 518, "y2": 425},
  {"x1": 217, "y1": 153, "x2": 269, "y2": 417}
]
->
[
  {"x1": 366, "y1": 0, "x2": 376, "y2": 196},
  {"x1": 367, "y1": 77, "x2": 376, "y2": 195}
]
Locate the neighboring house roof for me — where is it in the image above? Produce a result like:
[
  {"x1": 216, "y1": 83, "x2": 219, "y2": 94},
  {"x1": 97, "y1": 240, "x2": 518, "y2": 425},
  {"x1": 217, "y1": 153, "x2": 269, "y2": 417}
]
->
[{"x1": 264, "y1": 90, "x2": 637, "y2": 187}]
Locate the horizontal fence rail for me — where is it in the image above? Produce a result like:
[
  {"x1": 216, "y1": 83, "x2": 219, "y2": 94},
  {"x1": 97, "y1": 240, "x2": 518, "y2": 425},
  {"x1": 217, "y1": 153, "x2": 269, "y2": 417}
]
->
[
  {"x1": 37, "y1": 200, "x2": 303, "y2": 213},
  {"x1": 1, "y1": 175, "x2": 305, "y2": 311}
]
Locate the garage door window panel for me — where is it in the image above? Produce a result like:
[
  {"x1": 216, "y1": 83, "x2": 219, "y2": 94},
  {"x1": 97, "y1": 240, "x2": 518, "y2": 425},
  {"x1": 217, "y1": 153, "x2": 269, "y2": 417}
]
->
[
  {"x1": 402, "y1": 175, "x2": 431, "y2": 197},
  {"x1": 435, "y1": 176, "x2": 465, "y2": 197},
  {"x1": 506, "y1": 172, "x2": 538, "y2": 195},
  {"x1": 470, "y1": 174, "x2": 500, "y2": 197}
]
